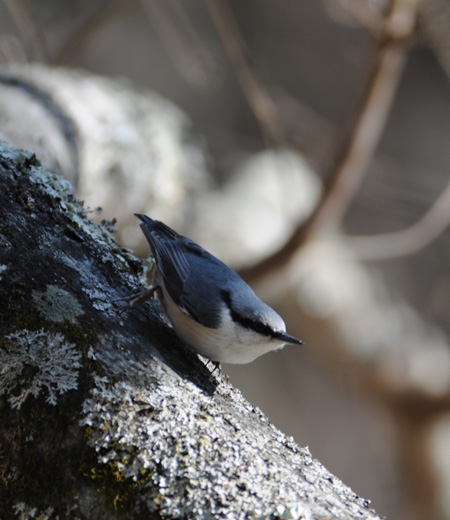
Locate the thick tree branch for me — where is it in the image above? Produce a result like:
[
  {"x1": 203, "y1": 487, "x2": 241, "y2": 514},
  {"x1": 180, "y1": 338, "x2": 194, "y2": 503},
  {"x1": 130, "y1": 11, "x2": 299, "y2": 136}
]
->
[{"x1": 0, "y1": 141, "x2": 383, "y2": 519}]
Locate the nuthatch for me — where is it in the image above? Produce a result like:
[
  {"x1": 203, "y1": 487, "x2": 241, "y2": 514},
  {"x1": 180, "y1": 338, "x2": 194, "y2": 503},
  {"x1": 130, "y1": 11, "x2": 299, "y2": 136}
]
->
[{"x1": 134, "y1": 214, "x2": 303, "y2": 364}]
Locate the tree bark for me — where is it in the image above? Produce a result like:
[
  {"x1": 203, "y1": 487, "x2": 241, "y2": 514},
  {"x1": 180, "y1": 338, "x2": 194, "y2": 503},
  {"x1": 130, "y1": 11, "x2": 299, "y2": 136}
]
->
[{"x1": 0, "y1": 141, "x2": 382, "y2": 519}]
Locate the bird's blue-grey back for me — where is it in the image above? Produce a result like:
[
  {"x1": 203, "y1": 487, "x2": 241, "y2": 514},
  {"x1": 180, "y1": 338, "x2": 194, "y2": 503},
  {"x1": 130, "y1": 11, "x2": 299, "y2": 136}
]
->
[
  {"x1": 135, "y1": 214, "x2": 285, "y2": 333},
  {"x1": 136, "y1": 214, "x2": 229, "y2": 328}
]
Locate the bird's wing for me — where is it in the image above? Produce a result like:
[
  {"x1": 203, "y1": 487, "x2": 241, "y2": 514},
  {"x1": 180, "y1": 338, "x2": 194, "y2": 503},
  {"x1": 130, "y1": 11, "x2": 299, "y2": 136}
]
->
[
  {"x1": 137, "y1": 216, "x2": 221, "y2": 326},
  {"x1": 145, "y1": 228, "x2": 191, "y2": 302}
]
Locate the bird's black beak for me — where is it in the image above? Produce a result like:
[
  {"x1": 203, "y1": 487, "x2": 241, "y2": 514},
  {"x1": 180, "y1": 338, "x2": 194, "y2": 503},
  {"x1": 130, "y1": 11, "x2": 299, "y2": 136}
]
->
[{"x1": 276, "y1": 332, "x2": 304, "y2": 346}]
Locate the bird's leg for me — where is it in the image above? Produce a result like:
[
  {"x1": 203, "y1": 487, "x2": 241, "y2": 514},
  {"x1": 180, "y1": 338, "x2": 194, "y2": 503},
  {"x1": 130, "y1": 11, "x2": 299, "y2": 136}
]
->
[
  {"x1": 116, "y1": 286, "x2": 157, "y2": 316},
  {"x1": 125, "y1": 285, "x2": 159, "y2": 308},
  {"x1": 119, "y1": 259, "x2": 160, "y2": 308}
]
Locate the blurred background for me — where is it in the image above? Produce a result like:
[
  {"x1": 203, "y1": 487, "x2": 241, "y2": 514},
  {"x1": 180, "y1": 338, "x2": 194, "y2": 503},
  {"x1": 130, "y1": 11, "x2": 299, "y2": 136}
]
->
[{"x1": 1, "y1": 1, "x2": 450, "y2": 519}]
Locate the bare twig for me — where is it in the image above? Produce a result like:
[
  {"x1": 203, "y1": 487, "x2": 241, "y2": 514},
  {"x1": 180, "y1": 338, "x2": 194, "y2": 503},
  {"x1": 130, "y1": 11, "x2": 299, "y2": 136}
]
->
[
  {"x1": 240, "y1": 0, "x2": 421, "y2": 284},
  {"x1": 346, "y1": 176, "x2": 450, "y2": 260},
  {"x1": 2, "y1": 0, "x2": 49, "y2": 61},
  {"x1": 204, "y1": 0, "x2": 285, "y2": 146},
  {"x1": 141, "y1": 0, "x2": 218, "y2": 89}
]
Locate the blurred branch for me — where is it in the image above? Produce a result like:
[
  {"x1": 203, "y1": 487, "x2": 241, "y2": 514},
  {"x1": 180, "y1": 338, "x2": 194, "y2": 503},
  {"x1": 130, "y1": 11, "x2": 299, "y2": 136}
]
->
[
  {"x1": 420, "y1": 0, "x2": 450, "y2": 80},
  {"x1": 53, "y1": 0, "x2": 139, "y2": 64},
  {"x1": 241, "y1": 0, "x2": 420, "y2": 284},
  {"x1": 0, "y1": 34, "x2": 28, "y2": 64},
  {"x1": 204, "y1": 0, "x2": 285, "y2": 146},
  {"x1": 346, "y1": 175, "x2": 450, "y2": 260},
  {"x1": 328, "y1": 0, "x2": 387, "y2": 36},
  {"x1": 141, "y1": 0, "x2": 219, "y2": 89},
  {"x1": 2, "y1": 0, "x2": 49, "y2": 61}
]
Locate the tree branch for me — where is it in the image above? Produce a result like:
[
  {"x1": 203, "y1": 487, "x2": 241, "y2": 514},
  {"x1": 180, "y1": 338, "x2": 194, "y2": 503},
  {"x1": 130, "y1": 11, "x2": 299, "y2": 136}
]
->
[
  {"x1": 205, "y1": 0, "x2": 285, "y2": 146},
  {"x1": 240, "y1": 0, "x2": 420, "y2": 284},
  {"x1": 345, "y1": 175, "x2": 450, "y2": 260},
  {"x1": 0, "y1": 140, "x2": 383, "y2": 519},
  {"x1": 2, "y1": 0, "x2": 49, "y2": 61}
]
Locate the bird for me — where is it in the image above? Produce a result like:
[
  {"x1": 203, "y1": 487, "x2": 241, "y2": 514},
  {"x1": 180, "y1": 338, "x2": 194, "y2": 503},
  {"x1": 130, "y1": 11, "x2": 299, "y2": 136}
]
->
[{"x1": 133, "y1": 214, "x2": 303, "y2": 364}]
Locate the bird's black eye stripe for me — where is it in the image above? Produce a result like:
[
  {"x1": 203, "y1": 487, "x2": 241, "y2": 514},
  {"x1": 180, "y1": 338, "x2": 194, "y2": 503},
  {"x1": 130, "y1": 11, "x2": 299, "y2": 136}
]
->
[{"x1": 221, "y1": 290, "x2": 275, "y2": 338}]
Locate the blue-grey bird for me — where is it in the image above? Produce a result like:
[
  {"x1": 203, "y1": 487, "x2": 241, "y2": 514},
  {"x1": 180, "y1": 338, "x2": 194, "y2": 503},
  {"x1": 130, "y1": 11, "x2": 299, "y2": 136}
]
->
[{"x1": 134, "y1": 214, "x2": 303, "y2": 364}]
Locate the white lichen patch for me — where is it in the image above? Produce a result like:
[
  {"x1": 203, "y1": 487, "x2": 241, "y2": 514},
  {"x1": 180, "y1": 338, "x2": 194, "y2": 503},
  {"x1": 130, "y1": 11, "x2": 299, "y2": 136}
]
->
[
  {"x1": 80, "y1": 370, "x2": 371, "y2": 520},
  {"x1": 81, "y1": 287, "x2": 112, "y2": 312},
  {"x1": 0, "y1": 329, "x2": 82, "y2": 409},
  {"x1": 0, "y1": 263, "x2": 7, "y2": 280},
  {"x1": 12, "y1": 502, "x2": 54, "y2": 520},
  {"x1": 32, "y1": 285, "x2": 84, "y2": 323}
]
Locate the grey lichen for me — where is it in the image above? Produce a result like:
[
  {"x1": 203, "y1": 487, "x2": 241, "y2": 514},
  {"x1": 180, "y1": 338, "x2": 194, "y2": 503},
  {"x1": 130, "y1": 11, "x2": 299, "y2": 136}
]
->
[
  {"x1": 32, "y1": 284, "x2": 84, "y2": 323},
  {"x1": 269, "y1": 504, "x2": 312, "y2": 520},
  {"x1": 0, "y1": 263, "x2": 7, "y2": 280},
  {"x1": 12, "y1": 503, "x2": 54, "y2": 520},
  {"x1": 0, "y1": 143, "x2": 36, "y2": 166},
  {"x1": 0, "y1": 139, "x2": 136, "y2": 261},
  {"x1": 81, "y1": 365, "x2": 376, "y2": 520},
  {"x1": 0, "y1": 329, "x2": 82, "y2": 409}
]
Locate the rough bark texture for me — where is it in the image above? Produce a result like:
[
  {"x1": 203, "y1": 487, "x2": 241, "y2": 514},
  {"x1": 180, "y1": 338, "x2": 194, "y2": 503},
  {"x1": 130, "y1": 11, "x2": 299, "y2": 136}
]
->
[{"x1": 0, "y1": 141, "x2": 382, "y2": 519}]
